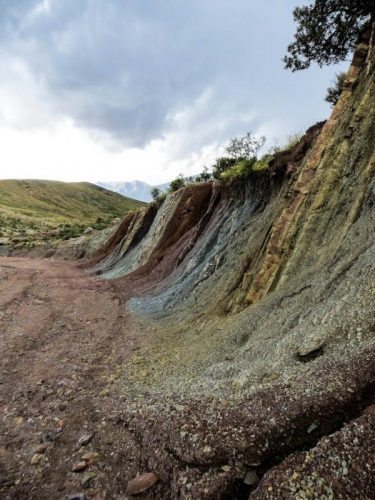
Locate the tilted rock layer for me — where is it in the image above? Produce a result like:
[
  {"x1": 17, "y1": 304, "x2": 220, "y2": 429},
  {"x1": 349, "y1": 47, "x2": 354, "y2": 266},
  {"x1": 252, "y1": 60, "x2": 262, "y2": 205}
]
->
[{"x1": 89, "y1": 30, "x2": 375, "y2": 498}]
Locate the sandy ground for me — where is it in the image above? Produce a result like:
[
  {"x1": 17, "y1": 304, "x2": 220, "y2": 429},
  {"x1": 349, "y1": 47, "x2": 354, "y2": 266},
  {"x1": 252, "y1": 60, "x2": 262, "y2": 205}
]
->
[{"x1": 0, "y1": 256, "x2": 147, "y2": 499}]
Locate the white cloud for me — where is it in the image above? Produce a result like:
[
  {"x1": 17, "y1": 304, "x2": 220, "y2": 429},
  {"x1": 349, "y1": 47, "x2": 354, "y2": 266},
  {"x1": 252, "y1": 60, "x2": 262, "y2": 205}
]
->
[{"x1": 0, "y1": 0, "x2": 348, "y2": 184}]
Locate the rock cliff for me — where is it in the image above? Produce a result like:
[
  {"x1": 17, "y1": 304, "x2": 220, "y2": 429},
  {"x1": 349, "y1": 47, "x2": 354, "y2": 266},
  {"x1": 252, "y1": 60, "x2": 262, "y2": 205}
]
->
[{"x1": 87, "y1": 30, "x2": 374, "y2": 498}]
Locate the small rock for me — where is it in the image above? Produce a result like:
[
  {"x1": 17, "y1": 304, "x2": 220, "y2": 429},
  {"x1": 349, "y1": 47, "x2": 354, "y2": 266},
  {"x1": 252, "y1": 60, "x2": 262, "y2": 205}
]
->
[
  {"x1": 34, "y1": 444, "x2": 48, "y2": 454},
  {"x1": 298, "y1": 340, "x2": 325, "y2": 362},
  {"x1": 84, "y1": 227, "x2": 94, "y2": 235},
  {"x1": 80, "y1": 472, "x2": 96, "y2": 489},
  {"x1": 67, "y1": 494, "x2": 85, "y2": 500},
  {"x1": 78, "y1": 433, "x2": 94, "y2": 447},
  {"x1": 58, "y1": 419, "x2": 66, "y2": 429},
  {"x1": 307, "y1": 422, "x2": 319, "y2": 434},
  {"x1": 81, "y1": 452, "x2": 99, "y2": 464},
  {"x1": 72, "y1": 461, "x2": 87, "y2": 472},
  {"x1": 31, "y1": 453, "x2": 42, "y2": 465},
  {"x1": 244, "y1": 470, "x2": 259, "y2": 486},
  {"x1": 126, "y1": 472, "x2": 159, "y2": 495}
]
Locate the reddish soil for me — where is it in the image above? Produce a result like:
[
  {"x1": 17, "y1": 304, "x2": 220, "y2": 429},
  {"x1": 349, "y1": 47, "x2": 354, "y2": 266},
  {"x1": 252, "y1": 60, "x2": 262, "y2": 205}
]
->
[
  {"x1": 0, "y1": 256, "x2": 146, "y2": 499},
  {"x1": 1, "y1": 256, "x2": 373, "y2": 499}
]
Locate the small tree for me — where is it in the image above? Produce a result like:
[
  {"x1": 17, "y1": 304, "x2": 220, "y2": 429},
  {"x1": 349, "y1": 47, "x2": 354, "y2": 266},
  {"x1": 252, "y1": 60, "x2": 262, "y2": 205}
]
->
[
  {"x1": 150, "y1": 187, "x2": 161, "y2": 201},
  {"x1": 325, "y1": 72, "x2": 347, "y2": 106},
  {"x1": 225, "y1": 132, "x2": 266, "y2": 161},
  {"x1": 284, "y1": 0, "x2": 372, "y2": 71},
  {"x1": 198, "y1": 166, "x2": 212, "y2": 182},
  {"x1": 169, "y1": 174, "x2": 186, "y2": 192}
]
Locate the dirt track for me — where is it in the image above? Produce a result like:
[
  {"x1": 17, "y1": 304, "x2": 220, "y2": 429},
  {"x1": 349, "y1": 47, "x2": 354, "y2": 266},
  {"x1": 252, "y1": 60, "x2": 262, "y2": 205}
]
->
[{"x1": 0, "y1": 257, "x2": 146, "y2": 499}]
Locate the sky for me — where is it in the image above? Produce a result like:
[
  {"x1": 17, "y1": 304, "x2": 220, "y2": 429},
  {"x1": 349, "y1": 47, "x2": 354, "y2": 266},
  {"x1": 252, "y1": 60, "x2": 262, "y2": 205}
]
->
[{"x1": 0, "y1": 0, "x2": 347, "y2": 185}]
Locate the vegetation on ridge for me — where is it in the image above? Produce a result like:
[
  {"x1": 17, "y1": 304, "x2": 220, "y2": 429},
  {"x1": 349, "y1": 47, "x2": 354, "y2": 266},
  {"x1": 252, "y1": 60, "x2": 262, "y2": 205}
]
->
[
  {"x1": 284, "y1": 0, "x2": 373, "y2": 71},
  {"x1": 325, "y1": 72, "x2": 348, "y2": 106}
]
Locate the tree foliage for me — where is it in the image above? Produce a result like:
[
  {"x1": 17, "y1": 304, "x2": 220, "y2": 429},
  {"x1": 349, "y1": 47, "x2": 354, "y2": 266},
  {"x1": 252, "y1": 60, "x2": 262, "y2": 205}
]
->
[
  {"x1": 150, "y1": 187, "x2": 161, "y2": 201},
  {"x1": 169, "y1": 174, "x2": 186, "y2": 192},
  {"x1": 225, "y1": 132, "x2": 266, "y2": 161},
  {"x1": 196, "y1": 166, "x2": 212, "y2": 182},
  {"x1": 284, "y1": 0, "x2": 373, "y2": 71},
  {"x1": 325, "y1": 72, "x2": 347, "y2": 106}
]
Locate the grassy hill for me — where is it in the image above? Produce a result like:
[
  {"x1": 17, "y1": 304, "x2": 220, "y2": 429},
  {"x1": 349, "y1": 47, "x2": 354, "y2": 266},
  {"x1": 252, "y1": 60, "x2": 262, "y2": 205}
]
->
[
  {"x1": 0, "y1": 179, "x2": 146, "y2": 251},
  {"x1": 0, "y1": 179, "x2": 145, "y2": 224}
]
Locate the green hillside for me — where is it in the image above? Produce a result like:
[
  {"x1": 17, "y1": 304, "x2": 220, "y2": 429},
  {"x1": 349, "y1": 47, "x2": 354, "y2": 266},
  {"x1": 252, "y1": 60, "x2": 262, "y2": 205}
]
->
[
  {"x1": 0, "y1": 179, "x2": 146, "y2": 251},
  {"x1": 0, "y1": 179, "x2": 145, "y2": 224}
]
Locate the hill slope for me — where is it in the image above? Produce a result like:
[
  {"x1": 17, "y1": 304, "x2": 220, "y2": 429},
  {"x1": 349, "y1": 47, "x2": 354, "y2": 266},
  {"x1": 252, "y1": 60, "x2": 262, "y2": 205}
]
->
[
  {"x1": 0, "y1": 179, "x2": 145, "y2": 224},
  {"x1": 84, "y1": 30, "x2": 374, "y2": 497}
]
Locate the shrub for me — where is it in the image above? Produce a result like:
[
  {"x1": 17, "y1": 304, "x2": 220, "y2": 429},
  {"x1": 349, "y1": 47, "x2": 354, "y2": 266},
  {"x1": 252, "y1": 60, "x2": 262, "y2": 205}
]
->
[
  {"x1": 325, "y1": 72, "x2": 347, "y2": 106},
  {"x1": 268, "y1": 134, "x2": 302, "y2": 155},
  {"x1": 212, "y1": 157, "x2": 237, "y2": 179},
  {"x1": 220, "y1": 157, "x2": 258, "y2": 181},
  {"x1": 198, "y1": 166, "x2": 212, "y2": 182},
  {"x1": 252, "y1": 155, "x2": 272, "y2": 172},
  {"x1": 169, "y1": 174, "x2": 186, "y2": 192},
  {"x1": 150, "y1": 187, "x2": 161, "y2": 201}
]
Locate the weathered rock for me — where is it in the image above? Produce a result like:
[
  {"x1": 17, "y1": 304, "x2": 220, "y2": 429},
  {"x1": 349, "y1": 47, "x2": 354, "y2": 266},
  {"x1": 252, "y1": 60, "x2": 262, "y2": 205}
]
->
[
  {"x1": 33, "y1": 444, "x2": 48, "y2": 454},
  {"x1": 81, "y1": 452, "x2": 99, "y2": 464},
  {"x1": 72, "y1": 461, "x2": 87, "y2": 472},
  {"x1": 77, "y1": 433, "x2": 94, "y2": 447},
  {"x1": 126, "y1": 472, "x2": 159, "y2": 495},
  {"x1": 30, "y1": 454, "x2": 42, "y2": 465},
  {"x1": 298, "y1": 340, "x2": 325, "y2": 360},
  {"x1": 244, "y1": 469, "x2": 259, "y2": 486}
]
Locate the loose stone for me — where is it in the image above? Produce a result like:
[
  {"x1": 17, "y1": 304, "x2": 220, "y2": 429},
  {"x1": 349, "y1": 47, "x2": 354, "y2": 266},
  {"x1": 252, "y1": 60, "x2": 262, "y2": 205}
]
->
[
  {"x1": 126, "y1": 472, "x2": 159, "y2": 495},
  {"x1": 72, "y1": 461, "x2": 87, "y2": 472}
]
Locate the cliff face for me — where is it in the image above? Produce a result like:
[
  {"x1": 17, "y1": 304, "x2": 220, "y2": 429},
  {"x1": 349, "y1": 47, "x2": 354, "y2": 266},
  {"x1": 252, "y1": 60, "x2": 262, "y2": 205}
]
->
[{"x1": 89, "y1": 32, "x2": 374, "y2": 498}]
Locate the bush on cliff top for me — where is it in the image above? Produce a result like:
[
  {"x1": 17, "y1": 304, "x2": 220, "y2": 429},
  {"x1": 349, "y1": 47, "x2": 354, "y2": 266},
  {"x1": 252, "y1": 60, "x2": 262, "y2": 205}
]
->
[
  {"x1": 219, "y1": 158, "x2": 257, "y2": 181},
  {"x1": 325, "y1": 72, "x2": 347, "y2": 106}
]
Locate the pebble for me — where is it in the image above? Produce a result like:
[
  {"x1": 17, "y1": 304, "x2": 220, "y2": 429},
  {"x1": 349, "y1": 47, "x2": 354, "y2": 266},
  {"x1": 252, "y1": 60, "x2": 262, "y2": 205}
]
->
[
  {"x1": 126, "y1": 472, "x2": 159, "y2": 495},
  {"x1": 34, "y1": 444, "x2": 48, "y2": 454},
  {"x1": 307, "y1": 422, "x2": 319, "y2": 434},
  {"x1": 31, "y1": 453, "x2": 42, "y2": 465},
  {"x1": 67, "y1": 495, "x2": 85, "y2": 500},
  {"x1": 81, "y1": 452, "x2": 99, "y2": 464},
  {"x1": 78, "y1": 433, "x2": 94, "y2": 447},
  {"x1": 298, "y1": 340, "x2": 325, "y2": 358},
  {"x1": 72, "y1": 461, "x2": 87, "y2": 472},
  {"x1": 244, "y1": 470, "x2": 259, "y2": 486}
]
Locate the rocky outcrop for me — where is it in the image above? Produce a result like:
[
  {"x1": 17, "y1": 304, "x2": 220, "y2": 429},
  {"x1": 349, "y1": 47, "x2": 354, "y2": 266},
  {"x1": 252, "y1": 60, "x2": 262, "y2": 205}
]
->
[{"x1": 86, "y1": 29, "x2": 375, "y2": 498}]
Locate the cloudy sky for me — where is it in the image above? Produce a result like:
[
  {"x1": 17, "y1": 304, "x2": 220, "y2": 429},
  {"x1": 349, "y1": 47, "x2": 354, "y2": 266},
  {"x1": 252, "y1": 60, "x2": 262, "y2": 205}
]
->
[{"x1": 0, "y1": 0, "x2": 347, "y2": 184}]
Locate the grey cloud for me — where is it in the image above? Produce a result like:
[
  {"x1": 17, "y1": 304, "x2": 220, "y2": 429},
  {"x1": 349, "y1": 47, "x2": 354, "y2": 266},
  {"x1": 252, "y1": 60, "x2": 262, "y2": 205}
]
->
[{"x1": 0, "y1": 0, "x2": 346, "y2": 150}]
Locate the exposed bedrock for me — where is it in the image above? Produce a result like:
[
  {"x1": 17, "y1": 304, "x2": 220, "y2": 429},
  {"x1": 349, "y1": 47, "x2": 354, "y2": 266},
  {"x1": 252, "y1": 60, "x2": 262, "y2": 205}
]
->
[{"x1": 89, "y1": 30, "x2": 374, "y2": 498}]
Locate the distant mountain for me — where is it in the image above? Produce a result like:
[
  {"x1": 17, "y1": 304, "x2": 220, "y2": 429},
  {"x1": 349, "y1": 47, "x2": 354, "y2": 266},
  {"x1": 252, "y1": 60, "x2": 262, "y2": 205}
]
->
[{"x1": 97, "y1": 180, "x2": 169, "y2": 202}]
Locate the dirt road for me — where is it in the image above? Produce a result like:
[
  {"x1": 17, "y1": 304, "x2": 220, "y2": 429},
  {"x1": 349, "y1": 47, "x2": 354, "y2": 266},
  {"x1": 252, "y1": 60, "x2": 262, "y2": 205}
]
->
[{"x1": 0, "y1": 257, "x2": 146, "y2": 499}]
